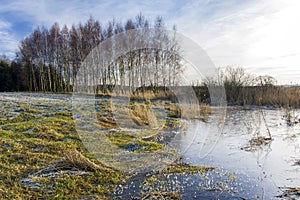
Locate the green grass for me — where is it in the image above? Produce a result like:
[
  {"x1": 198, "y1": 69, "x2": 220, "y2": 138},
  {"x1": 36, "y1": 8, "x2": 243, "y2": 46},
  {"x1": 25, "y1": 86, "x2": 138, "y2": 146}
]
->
[
  {"x1": 162, "y1": 162, "x2": 216, "y2": 174},
  {"x1": 106, "y1": 132, "x2": 135, "y2": 147},
  {"x1": 0, "y1": 101, "x2": 124, "y2": 199},
  {"x1": 0, "y1": 98, "x2": 216, "y2": 199},
  {"x1": 106, "y1": 131, "x2": 164, "y2": 152}
]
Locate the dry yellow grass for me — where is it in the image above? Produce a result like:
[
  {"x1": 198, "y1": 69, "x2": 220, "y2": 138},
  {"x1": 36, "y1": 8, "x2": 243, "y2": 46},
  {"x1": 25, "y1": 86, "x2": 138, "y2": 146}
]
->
[
  {"x1": 36, "y1": 150, "x2": 114, "y2": 174},
  {"x1": 129, "y1": 102, "x2": 158, "y2": 128},
  {"x1": 98, "y1": 85, "x2": 300, "y2": 107},
  {"x1": 97, "y1": 115, "x2": 118, "y2": 129},
  {"x1": 165, "y1": 103, "x2": 212, "y2": 119},
  {"x1": 98, "y1": 88, "x2": 175, "y2": 101},
  {"x1": 223, "y1": 86, "x2": 300, "y2": 107}
]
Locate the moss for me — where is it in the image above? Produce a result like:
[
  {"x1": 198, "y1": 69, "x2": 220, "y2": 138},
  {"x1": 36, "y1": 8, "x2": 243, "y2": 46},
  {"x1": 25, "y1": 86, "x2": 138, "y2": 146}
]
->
[
  {"x1": 107, "y1": 132, "x2": 135, "y2": 147},
  {"x1": 0, "y1": 112, "x2": 37, "y2": 125},
  {"x1": 137, "y1": 140, "x2": 163, "y2": 152},
  {"x1": 106, "y1": 132, "x2": 163, "y2": 152},
  {"x1": 163, "y1": 162, "x2": 216, "y2": 174}
]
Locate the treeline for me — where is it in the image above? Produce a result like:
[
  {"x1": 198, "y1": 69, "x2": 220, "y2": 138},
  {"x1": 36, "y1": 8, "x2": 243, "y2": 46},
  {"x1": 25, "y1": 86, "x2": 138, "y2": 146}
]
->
[
  {"x1": 199, "y1": 66, "x2": 300, "y2": 107},
  {"x1": 0, "y1": 57, "x2": 28, "y2": 92},
  {"x1": 1, "y1": 13, "x2": 299, "y2": 107},
  {"x1": 7, "y1": 13, "x2": 180, "y2": 93}
]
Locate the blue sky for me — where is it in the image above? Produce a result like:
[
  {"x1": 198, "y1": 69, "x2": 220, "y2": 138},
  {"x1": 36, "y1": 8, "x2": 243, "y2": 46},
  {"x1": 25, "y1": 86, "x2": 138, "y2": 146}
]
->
[{"x1": 0, "y1": 0, "x2": 299, "y2": 84}]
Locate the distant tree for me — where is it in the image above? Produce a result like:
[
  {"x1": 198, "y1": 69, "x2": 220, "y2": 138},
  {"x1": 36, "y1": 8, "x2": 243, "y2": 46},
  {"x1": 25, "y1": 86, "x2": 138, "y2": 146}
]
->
[
  {"x1": 10, "y1": 61, "x2": 27, "y2": 91},
  {"x1": 0, "y1": 60, "x2": 12, "y2": 91},
  {"x1": 256, "y1": 75, "x2": 276, "y2": 87},
  {"x1": 221, "y1": 66, "x2": 255, "y2": 87},
  {"x1": 219, "y1": 66, "x2": 255, "y2": 105},
  {"x1": 0, "y1": 54, "x2": 10, "y2": 63}
]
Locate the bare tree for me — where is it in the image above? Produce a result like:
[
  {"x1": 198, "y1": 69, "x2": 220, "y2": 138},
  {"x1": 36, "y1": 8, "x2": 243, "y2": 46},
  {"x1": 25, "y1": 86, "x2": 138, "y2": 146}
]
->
[{"x1": 18, "y1": 14, "x2": 183, "y2": 94}]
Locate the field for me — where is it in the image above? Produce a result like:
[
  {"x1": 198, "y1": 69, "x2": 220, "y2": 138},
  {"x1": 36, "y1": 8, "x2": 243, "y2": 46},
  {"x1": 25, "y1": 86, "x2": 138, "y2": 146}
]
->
[
  {"x1": 0, "y1": 93, "x2": 216, "y2": 199},
  {"x1": 0, "y1": 93, "x2": 299, "y2": 199}
]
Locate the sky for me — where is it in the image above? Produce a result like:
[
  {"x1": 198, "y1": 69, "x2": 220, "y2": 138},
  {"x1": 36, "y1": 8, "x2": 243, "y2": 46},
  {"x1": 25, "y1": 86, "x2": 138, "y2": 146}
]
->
[{"x1": 0, "y1": 0, "x2": 299, "y2": 84}]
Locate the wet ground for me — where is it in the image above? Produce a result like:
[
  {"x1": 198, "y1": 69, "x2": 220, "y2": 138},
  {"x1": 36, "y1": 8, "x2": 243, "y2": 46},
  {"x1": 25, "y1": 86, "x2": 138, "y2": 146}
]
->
[
  {"x1": 176, "y1": 107, "x2": 300, "y2": 199},
  {"x1": 0, "y1": 93, "x2": 299, "y2": 199},
  {"x1": 110, "y1": 107, "x2": 300, "y2": 199}
]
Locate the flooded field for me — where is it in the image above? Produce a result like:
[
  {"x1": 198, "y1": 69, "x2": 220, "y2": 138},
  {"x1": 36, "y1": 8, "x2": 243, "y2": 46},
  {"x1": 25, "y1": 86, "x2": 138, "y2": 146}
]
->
[
  {"x1": 180, "y1": 107, "x2": 300, "y2": 199},
  {"x1": 0, "y1": 92, "x2": 299, "y2": 199},
  {"x1": 112, "y1": 107, "x2": 300, "y2": 199}
]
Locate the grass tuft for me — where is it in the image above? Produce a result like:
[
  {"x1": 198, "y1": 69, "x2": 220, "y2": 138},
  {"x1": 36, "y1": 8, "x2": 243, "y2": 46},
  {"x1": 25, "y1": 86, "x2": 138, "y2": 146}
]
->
[
  {"x1": 35, "y1": 149, "x2": 114, "y2": 175},
  {"x1": 163, "y1": 162, "x2": 215, "y2": 174},
  {"x1": 129, "y1": 102, "x2": 158, "y2": 128}
]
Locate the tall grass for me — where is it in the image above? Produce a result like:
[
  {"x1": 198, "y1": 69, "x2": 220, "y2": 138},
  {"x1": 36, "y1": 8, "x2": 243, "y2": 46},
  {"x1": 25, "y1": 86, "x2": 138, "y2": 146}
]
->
[
  {"x1": 129, "y1": 102, "x2": 158, "y2": 128},
  {"x1": 193, "y1": 86, "x2": 300, "y2": 107},
  {"x1": 97, "y1": 85, "x2": 300, "y2": 107}
]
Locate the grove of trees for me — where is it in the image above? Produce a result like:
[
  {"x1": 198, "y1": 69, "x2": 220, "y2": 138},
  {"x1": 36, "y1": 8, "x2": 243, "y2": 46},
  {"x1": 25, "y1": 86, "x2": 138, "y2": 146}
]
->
[{"x1": 7, "y1": 14, "x2": 181, "y2": 93}]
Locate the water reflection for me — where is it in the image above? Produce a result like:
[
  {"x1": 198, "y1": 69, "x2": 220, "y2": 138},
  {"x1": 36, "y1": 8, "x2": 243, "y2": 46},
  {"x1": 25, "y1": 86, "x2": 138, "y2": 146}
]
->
[{"x1": 180, "y1": 107, "x2": 300, "y2": 198}]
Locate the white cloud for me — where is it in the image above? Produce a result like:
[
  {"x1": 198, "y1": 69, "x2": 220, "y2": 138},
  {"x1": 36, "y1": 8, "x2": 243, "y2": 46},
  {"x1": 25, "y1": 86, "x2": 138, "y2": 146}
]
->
[
  {"x1": 0, "y1": 19, "x2": 19, "y2": 58},
  {"x1": 0, "y1": 20, "x2": 11, "y2": 29},
  {"x1": 171, "y1": 0, "x2": 300, "y2": 84},
  {"x1": 0, "y1": 0, "x2": 174, "y2": 58},
  {"x1": 0, "y1": 0, "x2": 174, "y2": 28}
]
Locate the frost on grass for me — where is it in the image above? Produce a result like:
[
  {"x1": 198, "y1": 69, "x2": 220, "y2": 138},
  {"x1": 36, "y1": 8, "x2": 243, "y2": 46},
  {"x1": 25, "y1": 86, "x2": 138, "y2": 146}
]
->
[
  {"x1": 0, "y1": 94, "x2": 124, "y2": 199},
  {"x1": 21, "y1": 150, "x2": 113, "y2": 190}
]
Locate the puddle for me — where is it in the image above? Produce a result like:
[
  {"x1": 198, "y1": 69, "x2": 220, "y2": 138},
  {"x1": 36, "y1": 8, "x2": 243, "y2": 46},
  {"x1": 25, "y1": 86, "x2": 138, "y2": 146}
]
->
[{"x1": 111, "y1": 107, "x2": 300, "y2": 199}]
